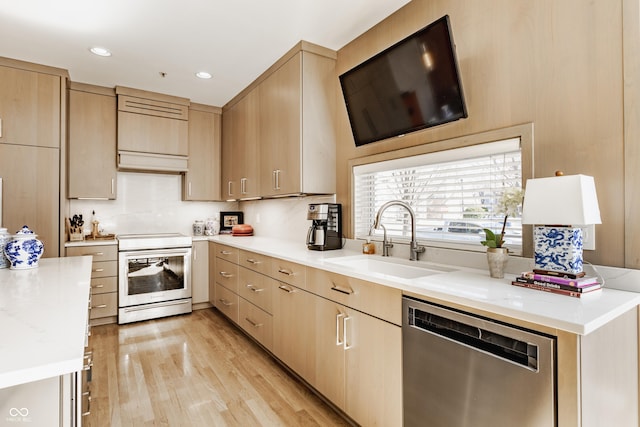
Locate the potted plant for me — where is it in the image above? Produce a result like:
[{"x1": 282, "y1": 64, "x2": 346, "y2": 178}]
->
[{"x1": 481, "y1": 188, "x2": 524, "y2": 278}]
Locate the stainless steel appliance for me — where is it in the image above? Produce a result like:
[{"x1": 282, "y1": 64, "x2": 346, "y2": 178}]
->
[
  {"x1": 403, "y1": 296, "x2": 556, "y2": 427},
  {"x1": 306, "y1": 203, "x2": 342, "y2": 251},
  {"x1": 118, "y1": 233, "x2": 192, "y2": 324}
]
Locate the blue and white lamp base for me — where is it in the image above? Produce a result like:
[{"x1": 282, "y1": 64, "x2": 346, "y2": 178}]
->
[{"x1": 533, "y1": 226, "x2": 584, "y2": 274}]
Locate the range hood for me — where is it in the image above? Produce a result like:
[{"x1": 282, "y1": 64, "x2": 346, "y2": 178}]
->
[{"x1": 116, "y1": 86, "x2": 190, "y2": 173}]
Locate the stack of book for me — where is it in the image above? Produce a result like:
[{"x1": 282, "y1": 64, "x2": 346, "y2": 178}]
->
[{"x1": 511, "y1": 269, "x2": 602, "y2": 298}]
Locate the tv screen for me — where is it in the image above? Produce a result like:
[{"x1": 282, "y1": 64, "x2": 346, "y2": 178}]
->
[{"x1": 339, "y1": 15, "x2": 467, "y2": 147}]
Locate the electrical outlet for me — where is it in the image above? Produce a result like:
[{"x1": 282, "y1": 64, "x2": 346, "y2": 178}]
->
[{"x1": 582, "y1": 224, "x2": 596, "y2": 250}]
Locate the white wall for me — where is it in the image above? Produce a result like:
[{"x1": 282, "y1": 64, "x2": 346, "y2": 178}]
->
[{"x1": 69, "y1": 172, "x2": 236, "y2": 236}]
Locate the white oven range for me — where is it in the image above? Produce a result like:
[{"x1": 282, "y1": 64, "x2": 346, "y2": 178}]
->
[{"x1": 117, "y1": 233, "x2": 192, "y2": 324}]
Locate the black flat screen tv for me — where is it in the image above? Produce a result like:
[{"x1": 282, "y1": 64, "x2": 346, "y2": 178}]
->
[{"x1": 339, "y1": 15, "x2": 467, "y2": 147}]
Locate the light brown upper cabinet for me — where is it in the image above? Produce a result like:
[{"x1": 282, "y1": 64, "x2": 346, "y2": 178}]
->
[
  {"x1": 221, "y1": 106, "x2": 237, "y2": 200},
  {"x1": 116, "y1": 86, "x2": 189, "y2": 172},
  {"x1": 259, "y1": 45, "x2": 337, "y2": 197},
  {"x1": 0, "y1": 63, "x2": 62, "y2": 148},
  {"x1": 68, "y1": 83, "x2": 117, "y2": 199},
  {"x1": 183, "y1": 103, "x2": 222, "y2": 201}
]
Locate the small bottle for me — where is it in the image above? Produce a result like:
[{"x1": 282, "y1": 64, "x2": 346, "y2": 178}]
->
[{"x1": 362, "y1": 238, "x2": 376, "y2": 254}]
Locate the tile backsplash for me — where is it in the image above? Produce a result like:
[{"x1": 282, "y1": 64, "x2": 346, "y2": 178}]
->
[{"x1": 68, "y1": 171, "x2": 336, "y2": 241}]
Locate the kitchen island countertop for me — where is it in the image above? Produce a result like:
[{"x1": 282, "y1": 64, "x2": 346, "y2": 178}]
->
[
  {"x1": 210, "y1": 235, "x2": 640, "y2": 335},
  {"x1": 0, "y1": 256, "x2": 92, "y2": 389}
]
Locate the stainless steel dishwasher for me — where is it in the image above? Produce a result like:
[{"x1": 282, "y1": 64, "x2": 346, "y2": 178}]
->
[{"x1": 403, "y1": 296, "x2": 556, "y2": 427}]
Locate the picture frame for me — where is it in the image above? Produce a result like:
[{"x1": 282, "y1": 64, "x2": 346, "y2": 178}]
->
[{"x1": 220, "y1": 211, "x2": 244, "y2": 233}]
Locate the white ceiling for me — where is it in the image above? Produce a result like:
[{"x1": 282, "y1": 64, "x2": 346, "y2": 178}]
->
[{"x1": 0, "y1": 0, "x2": 410, "y2": 107}]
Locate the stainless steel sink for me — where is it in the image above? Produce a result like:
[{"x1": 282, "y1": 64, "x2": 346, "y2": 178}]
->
[{"x1": 324, "y1": 255, "x2": 455, "y2": 280}]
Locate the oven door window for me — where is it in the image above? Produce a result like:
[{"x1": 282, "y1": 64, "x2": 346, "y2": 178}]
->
[{"x1": 127, "y1": 255, "x2": 185, "y2": 295}]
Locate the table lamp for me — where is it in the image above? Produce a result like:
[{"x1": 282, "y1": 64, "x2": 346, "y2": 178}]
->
[{"x1": 521, "y1": 173, "x2": 601, "y2": 275}]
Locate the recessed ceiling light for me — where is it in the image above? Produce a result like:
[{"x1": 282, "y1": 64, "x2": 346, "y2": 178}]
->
[
  {"x1": 89, "y1": 47, "x2": 111, "y2": 57},
  {"x1": 196, "y1": 71, "x2": 212, "y2": 79}
]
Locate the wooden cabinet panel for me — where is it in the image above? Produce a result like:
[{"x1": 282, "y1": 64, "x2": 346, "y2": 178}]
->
[
  {"x1": 272, "y1": 279, "x2": 316, "y2": 384},
  {"x1": 90, "y1": 292, "x2": 118, "y2": 319},
  {"x1": 214, "y1": 243, "x2": 239, "y2": 263},
  {"x1": 239, "y1": 298, "x2": 273, "y2": 350},
  {"x1": 208, "y1": 241, "x2": 217, "y2": 306},
  {"x1": 66, "y1": 244, "x2": 117, "y2": 261},
  {"x1": 68, "y1": 85, "x2": 117, "y2": 199},
  {"x1": 215, "y1": 282, "x2": 239, "y2": 323},
  {"x1": 0, "y1": 66, "x2": 61, "y2": 148},
  {"x1": 0, "y1": 144, "x2": 59, "y2": 257},
  {"x1": 221, "y1": 107, "x2": 236, "y2": 199},
  {"x1": 238, "y1": 249, "x2": 270, "y2": 275},
  {"x1": 270, "y1": 258, "x2": 306, "y2": 289},
  {"x1": 215, "y1": 258, "x2": 239, "y2": 293},
  {"x1": 90, "y1": 260, "x2": 117, "y2": 279},
  {"x1": 90, "y1": 276, "x2": 117, "y2": 295},
  {"x1": 191, "y1": 240, "x2": 209, "y2": 304},
  {"x1": 117, "y1": 111, "x2": 188, "y2": 156},
  {"x1": 238, "y1": 266, "x2": 273, "y2": 313},
  {"x1": 306, "y1": 267, "x2": 402, "y2": 325},
  {"x1": 184, "y1": 105, "x2": 221, "y2": 201}
]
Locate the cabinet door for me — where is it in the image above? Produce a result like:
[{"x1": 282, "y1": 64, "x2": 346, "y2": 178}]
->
[
  {"x1": 259, "y1": 54, "x2": 301, "y2": 197},
  {"x1": 272, "y1": 279, "x2": 316, "y2": 383},
  {"x1": 0, "y1": 66, "x2": 61, "y2": 148},
  {"x1": 233, "y1": 89, "x2": 260, "y2": 199},
  {"x1": 221, "y1": 104, "x2": 237, "y2": 199},
  {"x1": 184, "y1": 107, "x2": 221, "y2": 201},
  {"x1": 208, "y1": 241, "x2": 217, "y2": 305},
  {"x1": 68, "y1": 87, "x2": 117, "y2": 199},
  {"x1": 314, "y1": 297, "x2": 347, "y2": 411},
  {"x1": 345, "y1": 308, "x2": 402, "y2": 427},
  {"x1": 0, "y1": 144, "x2": 59, "y2": 257},
  {"x1": 117, "y1": 111, "x2": 188, "y2": 156},
  {"x1": 191, "y1": 240, "x2": 209, "y2": 304}
]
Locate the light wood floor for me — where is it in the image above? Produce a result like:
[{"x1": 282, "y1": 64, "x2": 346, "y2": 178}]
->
[{"x1": 85, "y1": 308, "x2": 350, "y2": 426}]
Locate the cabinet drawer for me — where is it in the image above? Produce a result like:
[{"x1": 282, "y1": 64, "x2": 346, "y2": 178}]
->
[
  {"x1": 215, "y1": 243, "x2": 239, "y2": 263},
  {"x1": 239, "y1": 249, "x2": 271, "y2": 275},
  {"x1": 66, "y1": 244, "x2": 117, "y2": 262},
  {"x1": 90, "y1": 276, "x2": 117, "y2": 295},
  {"x1": 239, "y1": 298, "x2": 273, "y2": 351},
  {"x1": 91, "y1": 260, "x2": 117, "y2": 279},
  {"x1": 215, "y1": 258, "x2": 239, "y2": 292},
  {"x1": 239, "y1": 267, "x2": 273, "y2": 313},
  {"x1": 306, "y1": 267, "x2": 402, "y2": 326},
  {"x1": 89, "y1": 292, "x2": 117, "y2": 319},
  {"x1": 215, "y1": 283, "x2": 239, "y2": 324},
  {"x1": 271, "y1": 258, "x2": 306, "y2": 289}
]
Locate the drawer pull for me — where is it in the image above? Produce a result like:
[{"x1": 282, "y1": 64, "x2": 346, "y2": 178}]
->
[
  {"x1": 219, "y1": 271, "x2": 233, "y2": 278},
  {"x1": 218, "y1": 298, "x2": 233, "y2": 307},
  {"x1": 277, "y1": 268, "x2": 294, "y2": 276},
  {"x1": 336, "y1": 313, "x2": 345, "y2": 346},
  {"x1": 278, "y1": 284, "x2": 295, "y2": 293},
  {"x1": 246, "y1": 258, "x2": 260, "y2": 265},
  {"x1": 245, "y1": 318, "x2": 263, "y2": 328},
  {"x1": 81, "y1": 392, "x2": 91, "y2": 417},
  {"x1": 92, "y1": 268, "x2": 105, "y2": 273},
  {"x1": 91, "y1": 284, "x2": 104, "y2": 289},
  {"x1": 331, "y1": 283, "x2": 354, "y2": 295},
  {"x1": 92, "y1": 304, "x2": 107, "y2": 309},
  {"x1": 91, "y1": 252, "x2": 104, "y2": 256},
  {"x1": 220, "y1": 250, "x2": 233, "y2": 255},
  {"x1": 246, "y1": 284, "x2": 264, "y2": 293},
  {"x1": 343, "y1": 316, "x2": 352, "y2": 350}
]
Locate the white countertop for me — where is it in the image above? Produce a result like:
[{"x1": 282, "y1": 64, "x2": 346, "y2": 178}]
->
[
  {"x1": 0, "y1": 256, "x2": 92, "y2": 389},
  {"x1": 210, "y1": 235, "x2": 640, "y2": 335}
]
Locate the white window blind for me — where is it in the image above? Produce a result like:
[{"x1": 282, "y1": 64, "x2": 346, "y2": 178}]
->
[{"x1": 353, "y1": 138, "x2": 523, "y2": 253}]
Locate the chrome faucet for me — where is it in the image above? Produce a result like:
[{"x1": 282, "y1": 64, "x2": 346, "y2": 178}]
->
[{"x1": 373, "y1": 200, "x2": 425, "y2": 261}]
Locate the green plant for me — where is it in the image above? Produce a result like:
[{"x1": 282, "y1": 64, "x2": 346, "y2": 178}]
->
[{"x1": 481, "y1": 187, "x2": 524, "y2": 249}]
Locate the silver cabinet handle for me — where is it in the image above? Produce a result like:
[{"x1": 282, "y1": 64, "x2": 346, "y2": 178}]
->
[
  {"x1": 241, "y1": 177, "x2": 247, "y2": 194},
  {"x1": 0, "y1": 117, "x2": 3, "y2": 138},
  {"x1": 92, "y1": 268, "x2": 104, "y2": 273},
  {"x1": 343, "y1": 315, "x2": 352, "y2": 350},
  {"x1": 277, "y1": 268, "x2": 294, "y2": 276},
  {"x1": 92, "y1": 304, "x2": 107, "y2": 309},
  {"x1": 228, "y1": 181, "x2": 233, "y2": 196},
  {"x1": 220, "y1": 250, "x2": 232, "y2": 255},
  {"x1": 111, "y1": 178, "x2": 115, "y2": 195},
  {"x1": 245, "y1": 318, "x2": 263, "y2": 328},
  {"x1": 246, "y1": 258, "x2": 260, "y2": 265},
  {"x1": 91, "y1": 284, "x2": 104, "y2": 289},
  {"x1": 81, "y1": 391, "x2": 92, "y2": 417},
  {"x1": 331, "y1": 283, "x2": 354, "y2": 295},
  {"x1": 90, "y1": 252, "x2": 104, "y2": 256},
  {"x1": 219, "y1": 271, "x2": 233, "y2": 278},
  {"x1": 218, "y1": 298, "x2": 233, "y2": 307},
  {"x1": 336, "y1": 313, "x2": 345, "y2": 346},
  {"x1": 188, "y1": 181, "x2": 192, "y2": 196},
  {"x1": 246, "y1": 284, "x2": 264, "y2": 293},
  {"x1": 278, "y1": 284, "x2": 295, "y2": 293}
]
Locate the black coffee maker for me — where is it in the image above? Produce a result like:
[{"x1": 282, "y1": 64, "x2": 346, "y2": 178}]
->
[{"x1": 306, "y1": 203, "x2": 342, "y2": 251}]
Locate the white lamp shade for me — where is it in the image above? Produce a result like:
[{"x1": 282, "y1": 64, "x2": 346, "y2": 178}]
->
[{"x1": 522, "y1": 174, "x2": 601, "y2": 225}]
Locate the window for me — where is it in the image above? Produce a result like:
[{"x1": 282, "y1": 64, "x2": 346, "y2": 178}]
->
[{"x1": 353, "y1": 138, "x2": 523, "y2": 254}]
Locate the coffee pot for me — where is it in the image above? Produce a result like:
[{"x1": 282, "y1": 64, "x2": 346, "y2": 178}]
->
[{"x1": 306, "y1": 203, "x2": 342, "y2": 251}]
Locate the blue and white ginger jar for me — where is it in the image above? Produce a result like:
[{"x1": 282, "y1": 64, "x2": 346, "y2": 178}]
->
[{"x1": 4, "y1": 225, "x2": 44, "y2": 270}]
